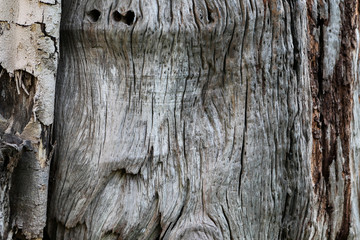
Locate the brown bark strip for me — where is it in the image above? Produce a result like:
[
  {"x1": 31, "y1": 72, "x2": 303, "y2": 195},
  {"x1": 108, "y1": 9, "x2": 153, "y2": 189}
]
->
[
  {"x1": 308, "y1": 0, "x2": 359, "y2": 238},
  {"x1": 333, "y1": 1, "x2": 358, "y2": 238},
  {"x1": 307, "y1": 0, "x2": 323, "y2": 193}
]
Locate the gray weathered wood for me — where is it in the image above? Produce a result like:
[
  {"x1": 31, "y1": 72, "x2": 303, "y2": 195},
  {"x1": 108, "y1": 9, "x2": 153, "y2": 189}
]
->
[{"x1": 43, "y1": 0, "x2": 360, "y2": 239}]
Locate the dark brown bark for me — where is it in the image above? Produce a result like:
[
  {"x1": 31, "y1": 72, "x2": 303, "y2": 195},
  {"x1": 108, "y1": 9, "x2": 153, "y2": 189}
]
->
[{"x1": 308, "y1": 0, "x2": 359, "y2": 238}]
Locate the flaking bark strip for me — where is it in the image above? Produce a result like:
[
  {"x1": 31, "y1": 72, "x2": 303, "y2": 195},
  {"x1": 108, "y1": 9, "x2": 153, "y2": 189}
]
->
[
  {"x1": 307, "y1": 0, "x2": 323, "y2": 193},
  {"x1": 333, "y1": 1, "x2": 358, "y2": 238},
  {"x1": 308, "y1": 0, "x2": 358, "y2": 238}
]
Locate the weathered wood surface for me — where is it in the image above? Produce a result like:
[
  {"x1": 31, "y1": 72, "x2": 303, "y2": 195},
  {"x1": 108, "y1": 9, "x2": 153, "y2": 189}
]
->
[
  {"x1": 0, "y1": 0, "x2": 60, "y2": 239},
  {"x1": 48, "y1": 0, "x2": 360, "y2": 239}
]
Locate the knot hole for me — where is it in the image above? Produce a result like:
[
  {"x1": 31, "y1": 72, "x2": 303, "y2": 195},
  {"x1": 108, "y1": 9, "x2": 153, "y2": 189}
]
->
[
  {"x1": 87, "y1": 9, "x2": 101, "y2": 22},
  {"x1": 112, "y1": 10, "x2": 135, "y2": 25},
  {"x1": 207, "y1": 8, "x2": 214, "y2": 23}
]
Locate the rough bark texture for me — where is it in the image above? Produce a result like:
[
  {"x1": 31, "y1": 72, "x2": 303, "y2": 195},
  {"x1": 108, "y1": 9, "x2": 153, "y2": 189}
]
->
[
  {"x1": 0, "y1": 0, "x2": 60, "y2": 239},
  {"x1": 21, "y1": 0, "x2": 358, "y2": 239}
]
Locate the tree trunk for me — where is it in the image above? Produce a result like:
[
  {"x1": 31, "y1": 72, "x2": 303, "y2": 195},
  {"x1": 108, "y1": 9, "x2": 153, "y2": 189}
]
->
[
  {"x1": 0, "y1": 0, "x2": 60, "y2": 239},
  {"x1": 47, "y1": 0, "x2": 360, "y2": 239},
  {"x1": 1, "y1": 0, "x2": 360, "y2": 239}
]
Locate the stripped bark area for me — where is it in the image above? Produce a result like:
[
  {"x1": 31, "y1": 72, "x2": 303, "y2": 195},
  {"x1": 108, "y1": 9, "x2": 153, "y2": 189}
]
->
[{"x1": 49, "y1": 0, "x2": 316, "y2": 239}]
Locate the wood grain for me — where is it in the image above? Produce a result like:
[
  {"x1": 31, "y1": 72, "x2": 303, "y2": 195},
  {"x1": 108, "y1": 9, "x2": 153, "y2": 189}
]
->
[{"x1": 48, "y1": 0, "x2": 360, "y2": 239}]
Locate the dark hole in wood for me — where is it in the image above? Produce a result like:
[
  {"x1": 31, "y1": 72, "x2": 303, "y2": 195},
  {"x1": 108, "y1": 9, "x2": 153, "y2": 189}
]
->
[
  {"x1": 87, "y1": 9, "x2": 101, "y2": 22},
  {"x1": 207, "y1": 9, "x2": 214, "y2": 23},
  {"x1": 0, "y1": 67, "x2": 36, "y2": 134},
  {"x1": 125, "y1": 11, "x2": 135, "y2": 25},
  {"x1": 12, "y1": 229, "x2": 27, "y2": 240},
  {"x1": 112, "y1": 11, "x2": 122, "y2": 22},
  {"x1": 112, "y1": 10, "x2": 135, "y2": 25}
]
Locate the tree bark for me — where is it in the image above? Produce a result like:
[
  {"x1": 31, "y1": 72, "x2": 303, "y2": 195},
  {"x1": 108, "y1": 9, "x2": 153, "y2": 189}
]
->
[{"x1": 0, "y1": 0, "x2": 60, "y2": 239}]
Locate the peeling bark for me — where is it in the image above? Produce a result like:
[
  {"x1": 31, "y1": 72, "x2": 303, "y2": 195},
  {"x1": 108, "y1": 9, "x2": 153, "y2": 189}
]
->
[{"x1": 0, "y1": 0, "x2": 60, "y2": 239}]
